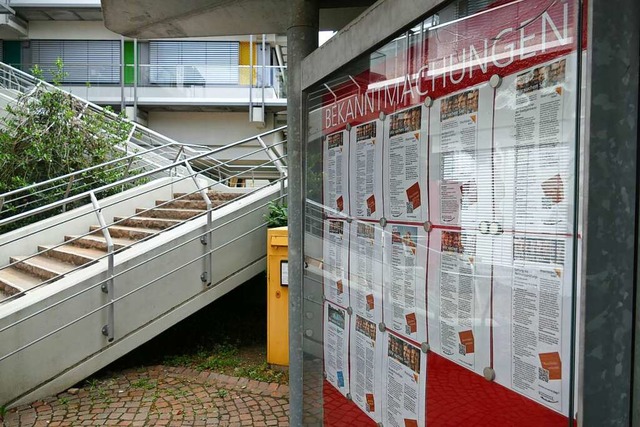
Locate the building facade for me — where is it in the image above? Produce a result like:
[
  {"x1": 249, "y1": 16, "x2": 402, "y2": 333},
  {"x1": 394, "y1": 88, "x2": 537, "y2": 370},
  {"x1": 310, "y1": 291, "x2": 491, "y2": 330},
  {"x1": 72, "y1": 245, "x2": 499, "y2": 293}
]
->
[{"x1": 0, "y1": 0, "x2": 287, "y2": 168}]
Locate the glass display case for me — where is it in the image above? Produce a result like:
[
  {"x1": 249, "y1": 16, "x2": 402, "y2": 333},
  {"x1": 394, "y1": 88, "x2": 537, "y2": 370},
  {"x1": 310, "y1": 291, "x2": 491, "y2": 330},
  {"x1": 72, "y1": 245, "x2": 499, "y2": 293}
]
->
[{"x1": 303, "y1": 0, "x2": 584, "y2": 425}]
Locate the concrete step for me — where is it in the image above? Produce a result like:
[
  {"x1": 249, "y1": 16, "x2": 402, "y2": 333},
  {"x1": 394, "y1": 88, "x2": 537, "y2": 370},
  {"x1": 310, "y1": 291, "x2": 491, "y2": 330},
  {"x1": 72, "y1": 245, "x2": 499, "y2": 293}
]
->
[
  {"x1": 173, "y1": 192, "x2": 242, "y2": 202},
  {"x1": 39, "y1": 244, "x2": 105, "y2": 266},
  {"x1": 90, "y1": 225, "x2": 158, "y2": 241},
  {"x1": 9, "y1": 255, "x2": 75, "y2": 281},
  {"x1": 0, "y1": 266, "x2": 40, "y2": 294},
  {"x1": 136, "y1": 207, "x2": 204, "y2": 220},
  {"x1": 64, "y1": 234, "x2": 136, "y2": 252},
  {"x1": 113, "y1": 216, "x2": 181, "y2": 230},
  {"x1": 156, "y1": 199, "x2": 228, "y2": 209},
  {"x1": 156, "y1": 199, "x2": 209, "y2": 210}
]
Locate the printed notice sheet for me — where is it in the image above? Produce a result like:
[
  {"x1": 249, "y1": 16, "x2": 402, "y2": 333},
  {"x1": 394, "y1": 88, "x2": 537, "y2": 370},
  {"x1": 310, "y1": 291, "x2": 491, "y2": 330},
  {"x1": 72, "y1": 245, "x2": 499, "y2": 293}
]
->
[
  {"x1": 383, "y1": 106, "x2": 428, "y2": 222},
  {"x1": 493, "y1": 236, "x2": 573, "y2": 414},
  {"x1": 323, "y1": 129, "x2": 350, "y2": 215},
  {"x1": 350, "y1": 120, "x2": 384, "y2": 220},
  {"x1": 350, "y1": 221, "x2": 384, "y2": 324},
  {"x1": 383, "y1": 224, "x2": 427, "y2": 343},
  {"x1": 426, "y1": 229, "x2": 491, "y2": 374},
  {"x1": 324, "y1": 301, "x2": 350, "y2": 397},
  {"x1": 494, "y1": 56, "x2": 576, "y2": 235},
  {"x1": 323, "y1": 219, "x2": 350, "y2": 308},
  {"x1": 429, "y1": 86, "x2": 493, "y2": 229},
  {"x1": 350, "y1": 315, "x2": 383, "y2": 422},
  {"x1": 382, "y1": 333, "x2": 427, "y2": 427}
]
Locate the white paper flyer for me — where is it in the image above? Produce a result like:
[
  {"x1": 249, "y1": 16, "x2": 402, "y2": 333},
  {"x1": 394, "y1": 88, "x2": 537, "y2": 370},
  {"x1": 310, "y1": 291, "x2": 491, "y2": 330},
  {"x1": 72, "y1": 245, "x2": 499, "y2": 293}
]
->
[
  {"x1": 383, "y1": 106, "x2": 428, "y2": 222},
  {"x1": 382, "y1": 332, "x2": 427, "y2": 427},
  {"x1": 349, "y1": 221, "x2": 384, "y2": 324},
  {"x1": 324, "y1": 301, "x2": 350, "y2": 397},
  {"x1": 350, "y1": 315, "x2": 383, "y2": 422},
  {"x1": 350, "y1": 120, "x2": 384, "y2": 220},
  {"x1": 323, "y1": 219, "x2": 350, "y2": 308},
  {"x1": 383, "y1": 224, "x2": 427, "y2": 343}
]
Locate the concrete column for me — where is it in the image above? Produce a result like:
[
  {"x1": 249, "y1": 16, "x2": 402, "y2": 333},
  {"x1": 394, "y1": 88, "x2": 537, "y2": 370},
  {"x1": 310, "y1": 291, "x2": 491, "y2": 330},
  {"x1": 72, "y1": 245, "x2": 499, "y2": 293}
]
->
[
  {"x1": 580, "y1": 0, "x2": 639, "y2": 424},
  {"x1": 287, "y1": 1, "x2": 318, "y2": 426}
]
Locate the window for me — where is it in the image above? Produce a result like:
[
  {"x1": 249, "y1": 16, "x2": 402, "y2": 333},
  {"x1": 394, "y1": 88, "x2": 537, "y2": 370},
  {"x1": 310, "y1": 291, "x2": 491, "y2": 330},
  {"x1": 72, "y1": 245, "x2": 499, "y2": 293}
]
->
[
  {"x1": 149, "y1": 41, "x2": 239, "y2": 85},
  {"x1": 30, "y1": 40, "x2": 121, "y2": 84}
]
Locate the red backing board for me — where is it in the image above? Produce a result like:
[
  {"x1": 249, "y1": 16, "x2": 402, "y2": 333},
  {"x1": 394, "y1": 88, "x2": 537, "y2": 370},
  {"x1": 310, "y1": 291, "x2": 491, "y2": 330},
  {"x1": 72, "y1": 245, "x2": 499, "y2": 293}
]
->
[{"x1": 322, "y1": 353, "x2": 571, "y2": 426}]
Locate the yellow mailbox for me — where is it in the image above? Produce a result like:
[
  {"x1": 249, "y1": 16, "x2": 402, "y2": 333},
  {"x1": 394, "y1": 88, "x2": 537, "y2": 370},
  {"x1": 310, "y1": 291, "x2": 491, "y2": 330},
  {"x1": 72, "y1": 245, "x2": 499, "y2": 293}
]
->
[{"x1": 267, "y1": 226, "x2": 289, "y2": 366}]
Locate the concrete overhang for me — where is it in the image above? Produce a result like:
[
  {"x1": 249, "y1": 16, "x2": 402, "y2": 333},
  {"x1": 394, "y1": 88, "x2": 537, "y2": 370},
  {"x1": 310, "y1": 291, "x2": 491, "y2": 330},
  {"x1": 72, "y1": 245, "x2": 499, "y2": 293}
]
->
[{"x1": 101, "y1": 0, "x2": 376, "y2": 38}]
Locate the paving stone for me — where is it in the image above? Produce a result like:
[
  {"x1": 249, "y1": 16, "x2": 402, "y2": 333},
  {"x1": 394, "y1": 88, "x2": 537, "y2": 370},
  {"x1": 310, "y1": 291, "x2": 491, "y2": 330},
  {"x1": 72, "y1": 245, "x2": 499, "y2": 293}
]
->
[{"x1": 2, "y1": 366, "x2": 289, "y2": 427}]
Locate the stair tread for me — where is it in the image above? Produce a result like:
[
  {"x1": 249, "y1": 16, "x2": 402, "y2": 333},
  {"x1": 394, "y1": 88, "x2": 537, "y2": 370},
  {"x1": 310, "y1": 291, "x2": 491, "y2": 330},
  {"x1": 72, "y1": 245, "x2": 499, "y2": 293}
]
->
[
  {"x1": 113, "y1": 216, "x2": 181, "y2": 224},
  {"x1": 141, "y1": 208, "x2": 205, "y2": 213},
  {"x1": 91, "y1": 224, "x2": 158, "y2": 234},
  {"x1": 0, "y1": 266, "x2": 43, "y2": 291},
  {"x1": 40, "y1": 244, "x2": 106, "y2": 259},
  {"x1": 173, "y1": 192, "x2": 242, "y2": 201},
  {"x1": 66, "y1": 234, "x2": 137, "y2": 248},
  {"x1": 11, "y1": 255, "x2": 76, "y2": 275}
]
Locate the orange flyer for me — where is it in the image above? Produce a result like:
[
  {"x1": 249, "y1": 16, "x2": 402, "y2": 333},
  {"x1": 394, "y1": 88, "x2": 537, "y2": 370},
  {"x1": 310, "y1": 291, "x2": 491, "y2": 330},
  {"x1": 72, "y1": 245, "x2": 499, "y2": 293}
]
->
[
  {"x1": 539, "y1": 352, "x2": 562, "y2": 380},
  {"x1": 405, "y1": 313, "x2": 417, "y2": 333},
  {"x1": 405, "y1": 182, "x2": 421, "y2": 209},
  {"x1": 458, "y1": 330, "x2": 475, "y2": 354},
  {"x1": 366, "y1": 195, "x2": 376, "y2": 214},
  {"x1": 365, "y1": 393, "x2": 375, "y2": 412},
  {"x1": 365, "y1": 294, "x2": 374, "y2": 311}
]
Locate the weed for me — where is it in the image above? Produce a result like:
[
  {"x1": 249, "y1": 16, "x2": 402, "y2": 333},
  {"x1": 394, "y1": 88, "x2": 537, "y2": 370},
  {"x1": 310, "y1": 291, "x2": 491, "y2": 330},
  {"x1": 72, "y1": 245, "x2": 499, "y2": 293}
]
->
[
  {"x1": 217, "y1": 389, "x2": 228, "y2": 398},
  {"x1": 0, "y1": 405, "x2": 7, "y2": 418},
  {"x1": 58, "y1": 397, "x2": 69, "y2": 405},
  {"x1": 85, "y1": 378, "x2": 100, "y2": 390},
  {"x1": 131, "y1": 377, "x2": 157, "y2": 390},
  {"x1": 196, "y1": 344, "x2": 240, "y2": 371},
  {"x1": 236, "y1": 362, "x2": 287, "y2": 384}
]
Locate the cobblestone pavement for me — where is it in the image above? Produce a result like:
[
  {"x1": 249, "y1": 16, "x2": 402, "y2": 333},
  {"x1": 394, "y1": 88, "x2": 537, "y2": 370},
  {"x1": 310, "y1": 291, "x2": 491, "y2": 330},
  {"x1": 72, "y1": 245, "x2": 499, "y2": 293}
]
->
[{"x1": 2, "y1": 366, "x2": 289, "y2": 427}]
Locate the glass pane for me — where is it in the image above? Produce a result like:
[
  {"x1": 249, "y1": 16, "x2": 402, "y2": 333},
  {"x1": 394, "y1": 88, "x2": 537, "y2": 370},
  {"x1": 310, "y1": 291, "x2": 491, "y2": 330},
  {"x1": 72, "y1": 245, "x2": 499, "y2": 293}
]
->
[{"x1": 303, "y1": 0, "x2": 583, "y2": 425}]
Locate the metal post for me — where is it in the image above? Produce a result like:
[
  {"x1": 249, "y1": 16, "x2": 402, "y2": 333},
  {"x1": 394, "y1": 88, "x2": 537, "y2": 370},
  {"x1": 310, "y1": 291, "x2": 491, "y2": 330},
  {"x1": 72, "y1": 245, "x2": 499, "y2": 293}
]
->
[
  {"x1": 133, "y1": 38, "x2": 138, "y2": 123},
  {"x1": 249, "y1": 34, "x2": 254, "y2": 121},
  {"x1": 579, "y1": 0, "x2": 640, "y2": 424},
  {"x1": 287, "y1": 1, "x2": 318, "y2": 425},
  {"x1": 120, "y1": 36, "x2": 125, "y2": 113},
  {"x1": 90, "y1": 192, "x2": 115, "y2": 343},
  {"x1": 257, "y1": 135, "x2": 285, "y2": 175},
  {"x1": 262, "y1": 34, "x2": 266, "y2": 124},
  {"x1": 185, "y1": 161, "x2": 213, "y2": 285}
]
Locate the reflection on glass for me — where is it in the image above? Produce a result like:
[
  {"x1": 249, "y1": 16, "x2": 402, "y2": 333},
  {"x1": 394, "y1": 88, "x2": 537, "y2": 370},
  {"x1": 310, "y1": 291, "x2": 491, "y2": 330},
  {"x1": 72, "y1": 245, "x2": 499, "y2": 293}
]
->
[{"x1": 304, "y1": 0, "x2": 582, "y2": 425}]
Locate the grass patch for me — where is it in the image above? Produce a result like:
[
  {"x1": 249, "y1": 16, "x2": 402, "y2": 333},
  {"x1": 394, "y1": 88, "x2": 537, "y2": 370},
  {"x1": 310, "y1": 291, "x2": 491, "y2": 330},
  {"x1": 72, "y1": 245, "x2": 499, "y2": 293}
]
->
[
  {"x1": 130, "y1": 377, "x2": 157, "y2": 390},
  {"x1": 236, "y1": 362, "x2": 287, "y2": 384},
  {"x1": 162, "y1": 342, "x2": 288, "y2": 385}
]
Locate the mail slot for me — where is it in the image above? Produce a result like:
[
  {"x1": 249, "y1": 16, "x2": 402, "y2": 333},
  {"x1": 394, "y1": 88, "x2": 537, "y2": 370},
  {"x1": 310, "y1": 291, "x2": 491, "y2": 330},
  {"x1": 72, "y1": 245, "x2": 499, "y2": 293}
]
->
[{"x1": 267, "y1": 226, "x2": 288, "y2": 366}]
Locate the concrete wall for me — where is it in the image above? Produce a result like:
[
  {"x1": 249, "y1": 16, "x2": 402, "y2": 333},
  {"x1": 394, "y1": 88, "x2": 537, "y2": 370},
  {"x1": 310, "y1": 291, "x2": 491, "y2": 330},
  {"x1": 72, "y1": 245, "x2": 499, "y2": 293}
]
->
[
  {"x1": 21, "y1": 20, "x2": 268, "y2": 42},
  {"x1": 0, "y1": 181, "x2": 282, "y2": 407},
  {"x1": 26, "y1": 20, "x2": 123, "y2": 40},
  {"x1": 147, "y1": 111, "x2": 281, "y2": 161}
]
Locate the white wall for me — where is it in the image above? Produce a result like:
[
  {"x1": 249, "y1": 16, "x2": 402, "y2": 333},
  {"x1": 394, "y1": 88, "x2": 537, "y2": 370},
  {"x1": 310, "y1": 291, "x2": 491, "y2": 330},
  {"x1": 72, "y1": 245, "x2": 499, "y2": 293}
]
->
[
  {"x1": 147, "y1": 111, "x2": 280, "y2": 162},
  {"x1": 24, "y1": 21, "x2": 267, "y2": 42},
  {"x1": 26, "y1": 21, "x2": 123, "y2": 40}
]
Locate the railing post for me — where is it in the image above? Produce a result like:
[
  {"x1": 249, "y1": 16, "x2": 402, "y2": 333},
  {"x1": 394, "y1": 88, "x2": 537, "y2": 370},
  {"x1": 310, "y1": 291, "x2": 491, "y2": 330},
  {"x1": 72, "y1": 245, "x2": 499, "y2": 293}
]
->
[
  {"x1": 257, "y1": 135, "x2": 285, "y2": 175},
  {"x1": 90, "y1": 191, "x2": 115, "y2": 343},
  {"x1": 61, "y1": 175, "x2": 75, "y2": 213},
  {"x1": 184, "y1": 160, "x2": 213, "y2": 286}
]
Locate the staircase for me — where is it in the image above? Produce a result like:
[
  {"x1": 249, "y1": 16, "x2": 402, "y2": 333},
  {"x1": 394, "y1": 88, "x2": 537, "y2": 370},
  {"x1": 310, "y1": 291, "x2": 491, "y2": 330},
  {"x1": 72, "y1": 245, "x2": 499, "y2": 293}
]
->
[
  {"x1": 0, "y1": 192, "x2": 241, "y2": 303},
  {"x1": 0, "y1": 60, "x2": 287, "y2": 409}
]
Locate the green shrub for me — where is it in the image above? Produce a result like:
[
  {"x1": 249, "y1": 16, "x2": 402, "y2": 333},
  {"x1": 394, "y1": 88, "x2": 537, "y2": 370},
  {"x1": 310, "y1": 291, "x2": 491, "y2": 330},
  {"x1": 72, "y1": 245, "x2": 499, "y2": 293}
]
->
[
  {"x1": 264, "y1": 201, "x2": 287, "y2": 228},
  {"x1": 0, "y1": 60, "x2": 134, "y2": 232}
]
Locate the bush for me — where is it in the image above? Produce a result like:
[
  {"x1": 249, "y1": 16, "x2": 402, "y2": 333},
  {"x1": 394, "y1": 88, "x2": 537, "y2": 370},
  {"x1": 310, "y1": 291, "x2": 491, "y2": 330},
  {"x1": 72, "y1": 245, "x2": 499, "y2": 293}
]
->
[
  {"x1": 0, "y1": 60, "x2": 134, "y2": 232},
  {"x1": 264, "y1": 201, "x2": 287, "y2": 228}
]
